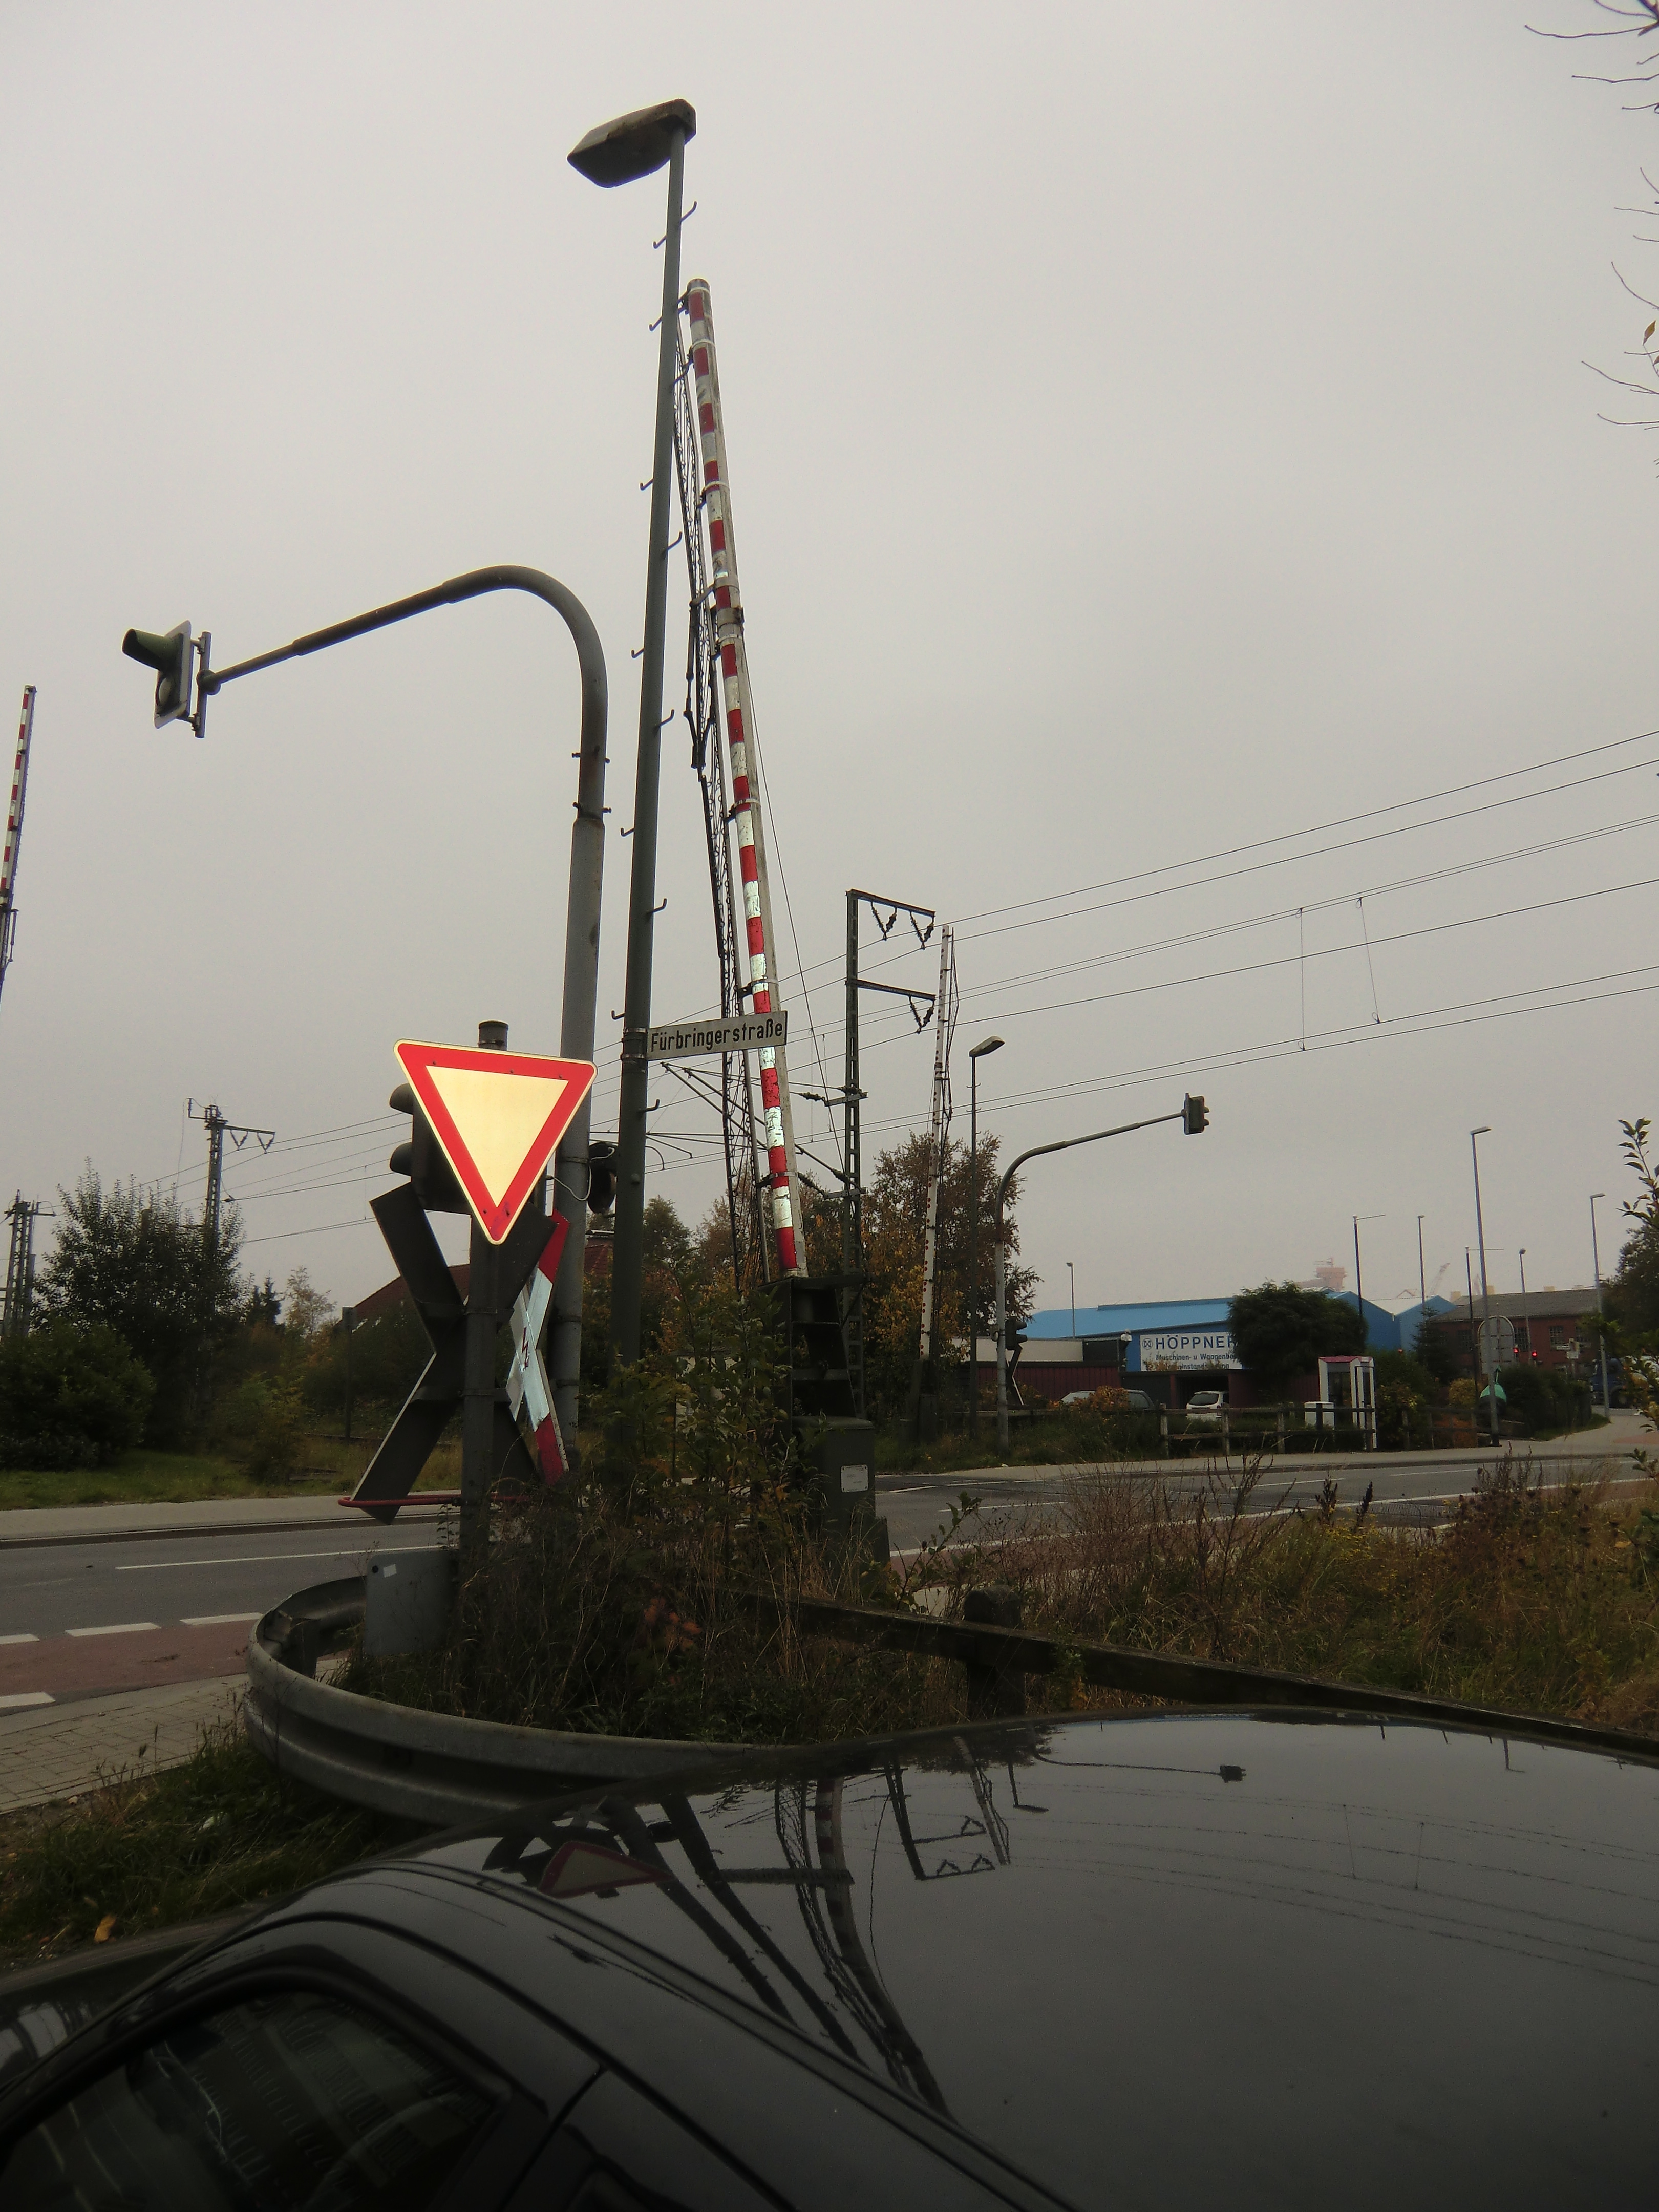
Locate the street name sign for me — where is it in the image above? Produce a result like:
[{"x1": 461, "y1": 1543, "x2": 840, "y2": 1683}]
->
[
  {"x1": 394, "y1": 1039, "x2": 595, "y2": 1244},
  {"x1": 646, "y1": 1010, "x2": 787, "y2": 1060}
]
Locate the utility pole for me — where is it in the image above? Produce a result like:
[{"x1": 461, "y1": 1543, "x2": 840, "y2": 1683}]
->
[
  {"x1": 1590, "y1": 1193, "x2": 1613, "y2": 1416},
  {"x1": 1352, "y1": 1214, "x2": 1381, "y2": 1347},
  {"x1": 803, "y1": 889, "x2": 935, "y2": 1417},
  {"x1": 913, "y1": 925, "x2": 956, "y2": 1440},
  {"x1": 2, "y1": 1194, "x2": 50, "y2": 1339},
  {"x1": 189, "y1": 1100, "x2": 275, "y2": 1253},
  {"x1": 0, "y1": 686, "x2": 36, "y2": 1013},
  {"x1": 1470, "y1": 1126, "x2": 1497, "y2": 1443},
  {"x1": 1416, "y1": 1215, "x2": 1427, "y2": 1350}
]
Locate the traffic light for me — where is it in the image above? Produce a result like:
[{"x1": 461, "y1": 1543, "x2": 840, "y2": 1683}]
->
[
  {"x1": 1182, "y1": 1093, "x2": 1209, "y2": 1135},
  {"x1": 122, "y1": 624, "x2": 193, "y2": 729},
  {"x1": 587, "y1": 1139, "x2": 616, "y2": 1216},
  {"x1": 1004, "y1": 1315, "x2": 1027, "y2": 1353},
  {"x1": 387, "y1": 1082, "x2": 467, "y2": 1213}
]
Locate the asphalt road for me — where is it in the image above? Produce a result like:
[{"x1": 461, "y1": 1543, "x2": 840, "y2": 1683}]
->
[
  {"x1": 876, "y1": 1421, "x2": 1649, "y2": 1552},
  {"x1": 0, "y1": 1521, "x2": 439, "y2": 1709}
]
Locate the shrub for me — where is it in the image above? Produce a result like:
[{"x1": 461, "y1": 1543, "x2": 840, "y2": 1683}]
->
[{"x1": 0, "y1": 1323, "x2": 153, "y2": 1469}]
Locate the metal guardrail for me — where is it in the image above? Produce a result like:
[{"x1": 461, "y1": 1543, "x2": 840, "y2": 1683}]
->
[{"x1": 245, "y1": 1575, "x2": 1659, "y2": 1828}]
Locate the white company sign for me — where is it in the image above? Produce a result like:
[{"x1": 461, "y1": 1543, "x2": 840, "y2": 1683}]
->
[{"x1": 1137, "y1": 1329, "x2": 1240, "y2": 1370}]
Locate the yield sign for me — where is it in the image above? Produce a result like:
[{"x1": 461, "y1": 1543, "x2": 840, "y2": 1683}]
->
[
  {"x1": 539, "y1": 1839, "x2": 667, "y2": 1901},
  {"x1": 508, "y1": 1216, "x2": 569, "y2": 1483},
  {"x1": 395, "y1": 1040, "x2": 595, "y2": 1244}
]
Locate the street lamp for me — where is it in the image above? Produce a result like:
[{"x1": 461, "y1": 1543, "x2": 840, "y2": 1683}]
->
[
  {"x1": 570, "y1": 97, "x2": 697, "y2": 1372},
  {"x1": 966, "y1": 1035, "x2": 1004, "y2": 1435},
  {"x1": 994, "y1": 1096, "x2": 1208, "y2": 1451},
  {"x1": 1470, "y1": 1126, "x2": 1497, "y2": 1444},
  {"x1": 1352, "y1": 1214, "x2": 1382, "y2": 1344},
  {"x1": 1415, "y1": 1214, "x2": 1428, "y2": 1352},
  {"x1": 1067, "y1": 1260, "x2": 1076, "y2": 1338},
  {"x1": 1590, "y1": 1193, "x2": 1613, "y2": 1415}
]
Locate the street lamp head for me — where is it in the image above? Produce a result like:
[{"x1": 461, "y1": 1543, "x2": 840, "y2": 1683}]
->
[
  {"x1": 568, "y1": 99, "x2": 696, "y2": 187},
  {"x1": 1471, "y1": 1125, "x2": 1491, "y2": 1137},
  {"x1": 1591, "y1": 1192, "x2": 1606, "y2": 1201},
  {"x1": 970, "y1": 1035, "x2": 1005, "y2": 1059}
]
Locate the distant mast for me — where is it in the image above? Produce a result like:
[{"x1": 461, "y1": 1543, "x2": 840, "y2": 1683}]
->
[{"x1": 0, "y1": 686, "x2": 36, "y2": 1010}]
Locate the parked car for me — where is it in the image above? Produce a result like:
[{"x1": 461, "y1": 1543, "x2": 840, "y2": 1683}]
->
[
  {"x1": 3, "y1": 1710, "x2": 1654, "y2": 2206},
  {"x1": 1060, "y1": 1387, "x2": 1157, "y2": 1411},
  {"x1": 1183, "y1": 1389, "x2": 1227, "y2": 1425}
]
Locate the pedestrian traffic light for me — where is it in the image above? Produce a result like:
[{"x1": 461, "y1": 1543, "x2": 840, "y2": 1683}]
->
[
  {"x1": 121, "y1": 624, "x2": 193, "y2": 729},
  {"x1": 1182, "y1": 1093, "x2": 1209, "y2": 1135},
  {"x1": 587, "y1": 1139, "x2": 616, "y2": 1216},
  {"x1": 387, "y1": 1081, "x2": 467, "y2": 1214}
]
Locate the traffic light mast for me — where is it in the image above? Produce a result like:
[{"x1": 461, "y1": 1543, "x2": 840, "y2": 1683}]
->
[{"x1": 992, "y1": 1096, "x2": 1213, "y2": 1452}]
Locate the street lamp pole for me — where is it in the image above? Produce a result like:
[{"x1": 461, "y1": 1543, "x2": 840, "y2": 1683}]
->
[
  {"x1": 1067, "y1": 1261, "x2": 1076, "y2": 1338},
  {"x1": 1470, "y1": 1126, "x2": 1497, "y2": 1444},
  {"x1": 1416, "y1": 1215, "x2": 1427, "y2": 1350},
  {"x1": 1590, "y1": 1193, "x2": 1612, "y2": 1415},
  {"x1": 1352, "y1": 1214, "x2": 1382, "y2": 1346},
  {"x1": 569, "y1": 98, "x2": 696, "y2": 1372},
  {"x1": 966, "y1": 1035, "x2": 1003, "y2": 1436},
  {"x1": 995, "y1": 1098, "x2": 1205, "y2": 1452}
]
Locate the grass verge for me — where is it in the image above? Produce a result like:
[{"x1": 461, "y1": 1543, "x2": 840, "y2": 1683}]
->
[
  {"x1": 0, "y1": 1724, "x2": 402, "y2": 1970},
  {"x1": 0, "y1": 1438, "x2": 460, "y2": 1511}
]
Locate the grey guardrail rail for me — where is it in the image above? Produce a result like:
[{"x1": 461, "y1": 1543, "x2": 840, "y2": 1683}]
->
[
  {"x1": 244, "y1": 1579, "x2": 773, "y2": 1828},
  {"x1": 248, "y1": 1574, "x2": 1659, "y2": 1830}
]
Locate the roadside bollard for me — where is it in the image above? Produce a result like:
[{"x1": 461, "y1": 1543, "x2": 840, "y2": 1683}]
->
[
  {"x1": 1221, "y1": 1410, "x2": 1230, "y2": 1456},
  {"x1": 1159, "y1": 1410, "x2": 1170, "y2": 1459},
  {"x1": 964, "y1": 1585, "x2": 1027, "y2": 1719}
]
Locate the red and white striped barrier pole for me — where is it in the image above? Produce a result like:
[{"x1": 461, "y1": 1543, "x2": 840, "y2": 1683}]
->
[
  {"x1": 686, "y1": 280, "x2": 802, "y2": 1275},
  {"x1": 0, "y1": 686, "x2": 36, "y2": 1000}
]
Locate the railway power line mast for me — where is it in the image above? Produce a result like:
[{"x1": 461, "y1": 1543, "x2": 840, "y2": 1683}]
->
[
  {"x1": 2, "y1": 1194, "x2": 51, "y2": 1339},
  {"x1": 911, "y1": 925, "x2": 958, "y2": 1438},
  {"x1": 672, "y1": 293, "x2": 767, "y2": 1289},
  {"x1": 677, "y1": 280, "x2": 803, "y2": 1277},
  {"x1": 188, "y1": 1100, "x2": 275, "y2": 1252},
  {"x1": 0, "y1": 686, "x2": 37, "y2": 1011}
]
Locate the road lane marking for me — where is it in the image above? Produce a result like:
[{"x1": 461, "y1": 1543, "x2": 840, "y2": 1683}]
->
[
  {"x1": 66, "y1": 1622, "x2": 161, "y2": 1636},
  {"x1": 117, "y1": 1544, "x2": 440, "y2": 1571},
  {"x1": 0, "y1": 1633, "x2": 39, "y2": 1646},
  {"x1": 0, "y1": 1691, "x2": 54, "y2": 1708},
  {"x1": 180, "y1": 1613, "x2": 263, "y2": 1628}
]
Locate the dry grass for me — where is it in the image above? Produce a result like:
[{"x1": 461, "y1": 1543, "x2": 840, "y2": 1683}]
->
[{"x1": 919, "y1": 1453, "x2": 1659, "y2": 1727}]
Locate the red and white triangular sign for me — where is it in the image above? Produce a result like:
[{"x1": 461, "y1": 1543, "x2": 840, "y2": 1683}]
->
[
  {"x1": 539, "y1": 1839, "x2": 667, "y2": 1901},
  {"x1": 395, "y1": 1040, "x2": 596, "y2": 1245}
]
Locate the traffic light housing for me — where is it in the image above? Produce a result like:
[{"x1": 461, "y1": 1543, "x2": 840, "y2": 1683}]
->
[
  {"x1": 1182, "y1": 1092, "x2": 1209, "y2": 1135},
  {"x1": 122, "y1": 624, "x2": 194, "y2": 729},
  {"x1": 388, "y1": 1082, "x2": 468, "y2": 1214},
  {"x1": 1004, "y1": 1315, "x2": 1027, "y2": 1353},
  {"x1": 587, "y1": 1139, "x2": 616, "y2": 1216}
]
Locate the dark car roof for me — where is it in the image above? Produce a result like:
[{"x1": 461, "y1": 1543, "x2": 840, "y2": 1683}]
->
[{"x1": 386, "y1": 1708, "x2": 1659, "y2": 2208}]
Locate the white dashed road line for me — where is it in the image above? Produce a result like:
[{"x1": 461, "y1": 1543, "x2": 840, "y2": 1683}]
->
[
  {"x1": 65, "y1": 1622, "x2": 161, "y2": 1637},
  {"x1": 117, "y1": 1545, "x2": 438, "y2": 1572},
  {"x1": 0, "y1": 1691, "x2": 53, "y2": 1708},
  {"x1": 0, "y1": 1633, "x2": 38, "y2": 1645},
  {"x1": 180, "y1": 1613, "x2": 263, "y2": 1628}
]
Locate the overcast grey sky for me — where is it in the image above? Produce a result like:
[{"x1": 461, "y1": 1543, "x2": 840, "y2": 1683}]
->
[{"x1": 2, "y1": 1, "x2": 1655, "y2": 1322}]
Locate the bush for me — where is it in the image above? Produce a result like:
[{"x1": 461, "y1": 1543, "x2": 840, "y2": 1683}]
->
[
  {"x1": 0, "y1": 1323, "x2": 153, "y2": 1469},
  {"x1": 216, "y1": 1375, "x2": 306, "y2": 1482}
]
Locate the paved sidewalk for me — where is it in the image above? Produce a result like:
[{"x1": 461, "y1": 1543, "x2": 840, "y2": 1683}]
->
[
  {"x1": 0, "y1": 1493, "x2": 450, "y2": 1550},
  {"x1": 0, "y1": 1677, "x2": 245, "y2": 1815}
]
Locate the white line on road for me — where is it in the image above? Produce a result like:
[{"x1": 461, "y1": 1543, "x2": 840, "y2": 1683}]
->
[
  {"x1": 0, "y1": 1633, "x2": 39, "y2": 1646},
  {"x1": 0, "y1": 1691, "x2": 54, "y2": 1708},
  {"x1": 180, "y1": 1613, "x2": 264, "y2": 1628},
  {"x1": 66, "y1": 1622, "x2": 161, "y2": 1637},
  {"x1": 117, "y1": 1546, "x2": 440, "y2": 1572}
]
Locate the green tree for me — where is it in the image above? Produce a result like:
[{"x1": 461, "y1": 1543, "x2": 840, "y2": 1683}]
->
[
  {"x1": 1413, "y1": 1308, "x2": 1461, "y2": 1386},
  {"x1": 1608, "y1": 1116, "x2": 1659, "y2": 1339},
  {"x1": 0, "y1": 1322, "x2": 154, "y2": 1468},
  {"x1": 35, "y1": 1171, "x2": 243, "y2": 1447},
  {"x1": 1227, "y1": 1281, "x2": 1366, "y2": 1396}
]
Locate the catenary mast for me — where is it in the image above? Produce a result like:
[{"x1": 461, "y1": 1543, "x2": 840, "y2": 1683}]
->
[{"x1": 0, "y1": 686, "x2": 36, "y2": 1010}]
